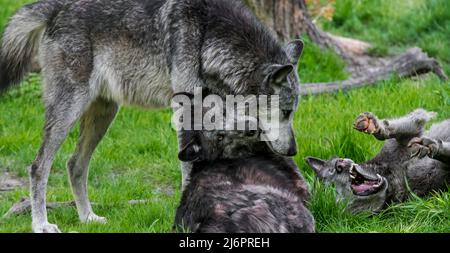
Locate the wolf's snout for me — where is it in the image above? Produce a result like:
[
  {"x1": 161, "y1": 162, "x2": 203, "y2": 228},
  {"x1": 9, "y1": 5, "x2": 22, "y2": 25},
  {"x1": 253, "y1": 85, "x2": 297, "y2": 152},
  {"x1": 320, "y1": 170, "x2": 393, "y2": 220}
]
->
[
  {"x1": 270, "y1": 141, "x2": 297, "y2": 157},
  {"x1": 266, "y1": 127, "x2": 297, "y2": 157},
  {"x1": 285, "y1": 142, "x2": 298, "y2": 157}
]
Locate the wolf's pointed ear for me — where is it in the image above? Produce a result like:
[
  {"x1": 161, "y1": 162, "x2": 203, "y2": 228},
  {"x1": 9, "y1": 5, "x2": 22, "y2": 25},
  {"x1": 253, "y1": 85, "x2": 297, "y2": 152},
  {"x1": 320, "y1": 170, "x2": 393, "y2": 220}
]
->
[
  {"x1": 178, "y1": 139, "x2": 202, "y2": 162},
  {"x1": 269, "y1": 64, "x2": 294, "y2": 86},
  {"x1": 305, "y1": 157, "x2": 326, "y2": 174},
  {"x1": 285, "y1": 40, "x2": 304, "y2": 64}
]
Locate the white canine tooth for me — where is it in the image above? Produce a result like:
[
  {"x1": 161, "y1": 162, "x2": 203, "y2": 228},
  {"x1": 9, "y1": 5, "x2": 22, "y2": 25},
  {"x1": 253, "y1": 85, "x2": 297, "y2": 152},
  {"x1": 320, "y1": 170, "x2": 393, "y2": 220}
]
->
[{"x1": 376, "y1": 174, "x2": 383, "y2": 184}]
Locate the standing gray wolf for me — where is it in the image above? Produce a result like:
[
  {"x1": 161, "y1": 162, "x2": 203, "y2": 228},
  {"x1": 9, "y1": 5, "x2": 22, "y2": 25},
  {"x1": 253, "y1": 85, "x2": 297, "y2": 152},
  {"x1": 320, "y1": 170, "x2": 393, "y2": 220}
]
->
[
  {"x1": 0, "y1": 0, "x2": 304, "y2": 232},
  {"x1": 175, "y1": 121, "x2": 314, "y2": 233},
  {"x1": 307, "y1": 109, "x2": 450, "y2": 213}
]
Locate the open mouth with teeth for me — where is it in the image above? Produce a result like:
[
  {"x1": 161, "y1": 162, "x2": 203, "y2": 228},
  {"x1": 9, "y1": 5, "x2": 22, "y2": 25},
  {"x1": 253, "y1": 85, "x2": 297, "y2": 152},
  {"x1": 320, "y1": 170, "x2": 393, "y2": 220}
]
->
[{"x1": 349, "y1": 165, "x2": 384, "y2": 196}]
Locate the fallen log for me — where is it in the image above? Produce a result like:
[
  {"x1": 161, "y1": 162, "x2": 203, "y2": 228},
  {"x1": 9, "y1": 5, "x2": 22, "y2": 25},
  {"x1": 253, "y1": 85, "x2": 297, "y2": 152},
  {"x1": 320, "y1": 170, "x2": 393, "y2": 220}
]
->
[{"x1": 301, "y1": 47, "x2": 448, "y2": 96}]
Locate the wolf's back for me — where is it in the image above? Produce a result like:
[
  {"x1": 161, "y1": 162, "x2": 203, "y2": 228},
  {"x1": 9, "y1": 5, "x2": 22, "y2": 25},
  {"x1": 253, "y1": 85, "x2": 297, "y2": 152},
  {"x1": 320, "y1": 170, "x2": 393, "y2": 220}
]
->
[{"x1": 0, "y1": 0, "x2": 68, "y2": 93}]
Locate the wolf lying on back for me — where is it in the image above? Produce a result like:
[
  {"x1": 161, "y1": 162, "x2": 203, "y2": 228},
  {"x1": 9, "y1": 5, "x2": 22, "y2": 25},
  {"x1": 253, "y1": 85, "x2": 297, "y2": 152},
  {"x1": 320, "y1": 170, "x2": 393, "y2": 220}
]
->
[
  {"x1": 307, "y1": 109, "x2": 450, "y2": 213},
  {"x1": 0, "y1": 0, "x2": 303, "y2": 232},
  {"x1": 175, "y1": 127, "x2": 314, "y2": 233}
]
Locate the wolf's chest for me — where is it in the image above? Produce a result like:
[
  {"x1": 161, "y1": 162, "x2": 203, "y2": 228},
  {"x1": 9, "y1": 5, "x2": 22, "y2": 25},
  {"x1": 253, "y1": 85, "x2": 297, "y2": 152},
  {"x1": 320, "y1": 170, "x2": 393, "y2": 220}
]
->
[
  {"x1": 405, "y1": 158, "x2": 449, "y2": 195},
  {"x1": 93, "y1": 49, "x2": 173, "y2": 108}
]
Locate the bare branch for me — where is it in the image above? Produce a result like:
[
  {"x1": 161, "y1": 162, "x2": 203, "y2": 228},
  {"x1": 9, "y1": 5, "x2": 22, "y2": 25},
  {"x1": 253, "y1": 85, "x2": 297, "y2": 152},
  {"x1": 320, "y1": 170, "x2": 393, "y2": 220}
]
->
[{"x1": 2, "y1": 198, "x2": 76, "y2": 219}]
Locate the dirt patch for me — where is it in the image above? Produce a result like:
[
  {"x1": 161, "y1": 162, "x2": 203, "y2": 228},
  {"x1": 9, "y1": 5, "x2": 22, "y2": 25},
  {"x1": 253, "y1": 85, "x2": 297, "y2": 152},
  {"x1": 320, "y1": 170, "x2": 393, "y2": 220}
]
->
[
  {"x1": 153, "y1": 186, "x2": 175, "y2": 197},
  {"x1": 0, "y1": 172, "x2": 27, "y2": 192}
]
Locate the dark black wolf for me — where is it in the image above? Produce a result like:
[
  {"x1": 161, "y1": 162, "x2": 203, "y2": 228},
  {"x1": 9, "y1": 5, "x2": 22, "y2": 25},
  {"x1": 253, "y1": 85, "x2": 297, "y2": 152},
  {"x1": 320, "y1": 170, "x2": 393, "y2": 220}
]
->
[
  {"x1": 307, "y1": 109, "x2": 450, "y2": 213},
  {"x1": 174, "y1": 126, "x2": 314, "y2": 233},
  {"x1": 0, "y1": 0, "x2": 303, "y2": 232}
]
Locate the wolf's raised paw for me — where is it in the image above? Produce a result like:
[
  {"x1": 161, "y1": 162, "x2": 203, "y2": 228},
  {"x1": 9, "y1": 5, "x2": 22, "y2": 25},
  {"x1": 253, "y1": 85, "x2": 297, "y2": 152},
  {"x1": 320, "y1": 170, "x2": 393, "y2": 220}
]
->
[
  {"x1": 408, "y1": 137, "x2": 441, "y2": 159},
  {"x1": 33, "y1": 222, "x2": 61, "y2": 233},
  {"x1": 354, "y1": 112, "x2": 380, "y2": 134}
]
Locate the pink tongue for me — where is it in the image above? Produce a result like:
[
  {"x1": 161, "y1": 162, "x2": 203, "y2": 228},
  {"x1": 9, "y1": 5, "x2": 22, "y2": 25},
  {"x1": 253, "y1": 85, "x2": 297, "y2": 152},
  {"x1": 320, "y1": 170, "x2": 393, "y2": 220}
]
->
[{"x1": 352, "y1": 183, "x2": 372, "y2": 193}]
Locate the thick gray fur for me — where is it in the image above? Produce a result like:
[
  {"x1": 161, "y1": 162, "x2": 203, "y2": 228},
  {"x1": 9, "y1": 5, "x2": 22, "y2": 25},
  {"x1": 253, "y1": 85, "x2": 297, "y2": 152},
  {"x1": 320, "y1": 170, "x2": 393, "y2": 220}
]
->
[
  {"x1": 0, "y1": 0, "x2": 303, "y2": 232},
  {"x1": 307, "y1": 109, "x2": 450, "y2": 213}
]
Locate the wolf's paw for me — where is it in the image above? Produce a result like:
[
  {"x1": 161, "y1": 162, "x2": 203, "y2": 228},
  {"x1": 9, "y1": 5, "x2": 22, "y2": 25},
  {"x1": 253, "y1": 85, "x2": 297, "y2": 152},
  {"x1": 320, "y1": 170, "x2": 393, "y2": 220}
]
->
[
  {"x1": 84, "y1": 213, "x2": 107, "y2": 224},
  {"x1": 33, "y1": 222, "x2": 61, "y2": 233},
  {"x1": 408, "y1": 137, "x2": 441, "y2": 159},
  {"x1": 354, "y1": 112, "x2": 380, "y2": 134},
  {"x1": 410, "y1": 109, "x2": 437, "y2": 124}
]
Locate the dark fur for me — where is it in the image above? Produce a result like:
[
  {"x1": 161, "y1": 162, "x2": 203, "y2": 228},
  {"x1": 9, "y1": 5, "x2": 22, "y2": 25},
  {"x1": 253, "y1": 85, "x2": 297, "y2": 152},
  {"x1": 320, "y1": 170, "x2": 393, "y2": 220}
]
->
[
  {"x1": 175, "y1": 119, "x2": 314, "y2": 233},
  {"x1": 307, "y1": 109, "x2": 450, "y2": 213},
  {"x1": 1, "y1": 0, "x2": 302, "y2": 96},
  {"x1": 175, "y1": 156, "x2": 314, "y2": 233}
]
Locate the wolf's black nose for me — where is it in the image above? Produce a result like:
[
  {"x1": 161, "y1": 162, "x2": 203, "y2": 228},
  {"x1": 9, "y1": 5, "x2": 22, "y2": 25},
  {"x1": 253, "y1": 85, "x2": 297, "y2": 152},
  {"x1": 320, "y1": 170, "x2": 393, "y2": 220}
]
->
[
  {"x1": 285, "y1": 145, "x2": 298, "y2": 157},
  {"x1": 282, "y1": 110, "x2": 293, "y2": 119}
]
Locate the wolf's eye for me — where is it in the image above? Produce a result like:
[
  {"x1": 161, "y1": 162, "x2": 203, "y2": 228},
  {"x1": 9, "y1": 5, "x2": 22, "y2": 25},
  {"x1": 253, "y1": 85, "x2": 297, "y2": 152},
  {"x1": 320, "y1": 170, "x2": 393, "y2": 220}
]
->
[
  {"x1": 245, "y1": 130, "x2": 258, "y2": 137},
  {"x1": 336, "y1": 164, "x2": 344, "y2": 173},
  {"x1": 217, "y1": 134, "x2": 225, "y2": 141}
]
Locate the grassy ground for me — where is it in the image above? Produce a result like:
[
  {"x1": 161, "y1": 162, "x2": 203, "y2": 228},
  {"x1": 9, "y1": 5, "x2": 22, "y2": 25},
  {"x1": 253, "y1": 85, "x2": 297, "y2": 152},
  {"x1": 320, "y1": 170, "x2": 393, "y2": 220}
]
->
[{"x1": 0, "y1": 0, "x2": 449, "y2": 233}]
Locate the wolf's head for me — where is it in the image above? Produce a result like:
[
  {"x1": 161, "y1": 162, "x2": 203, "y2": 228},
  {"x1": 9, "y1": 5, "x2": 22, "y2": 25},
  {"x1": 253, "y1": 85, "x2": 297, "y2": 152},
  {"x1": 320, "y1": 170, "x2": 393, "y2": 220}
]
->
[
  {"x1": 203, "y1": 0, "x2": 306, "y2": 156},
  {"x1": 257, "y1": 40, "x2": 304, "y2": 157},
  {"x1": 202, "y1": 37, "x2": 304, "y2": 157},
  {"x1": 306, "y1": 157, "x2": 388, "y2": 213},
  {"x1": 178, "y1": 125, "x2": 262, "y2": 162},
  {"x1": 173, "y1": 90, "x2": 265, "y2": 162}
]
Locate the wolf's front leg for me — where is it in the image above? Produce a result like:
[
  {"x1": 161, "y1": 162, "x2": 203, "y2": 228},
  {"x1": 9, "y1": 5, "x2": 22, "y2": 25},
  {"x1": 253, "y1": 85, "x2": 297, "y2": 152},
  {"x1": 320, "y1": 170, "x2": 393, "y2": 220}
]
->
[
  {"x1": 180, "y1": 162, "x2": 193, "y2": 192},
  {"x1": 31, "y1": 89, "x2": 91, "y2": 233},
  {"x1": 354, "y1": 109, "x2": 436, "y2": 144},
  {"x1": 408, "y1": 137, "x2": 450, "y2": 164}
]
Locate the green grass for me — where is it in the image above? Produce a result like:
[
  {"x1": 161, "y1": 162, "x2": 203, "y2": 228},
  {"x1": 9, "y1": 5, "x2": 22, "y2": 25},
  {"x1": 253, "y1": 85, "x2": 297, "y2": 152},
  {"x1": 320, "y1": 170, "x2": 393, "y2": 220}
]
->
[
  {"x1": 323, "y1": 0, "x2": 450, "y2": 73},
  {"x1": 0, "y1": 0, "x2": 449, "y2": 233},
  {"x1": 0, "y1": 0, "x2": 32, "y2": 35}
]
